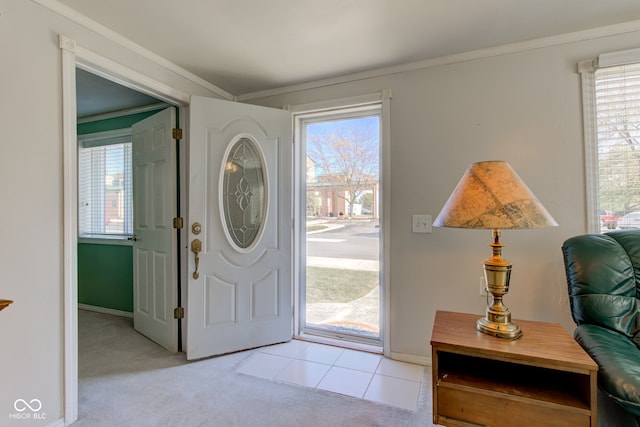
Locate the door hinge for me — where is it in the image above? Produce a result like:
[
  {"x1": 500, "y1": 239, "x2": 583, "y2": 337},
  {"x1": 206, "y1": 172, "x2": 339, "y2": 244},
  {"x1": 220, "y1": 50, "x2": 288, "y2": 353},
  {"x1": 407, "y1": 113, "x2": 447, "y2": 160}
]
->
[
  {"x1": 172, "y1": 128, "x2": 183, "y2": 140},
  {"x1": 173, "y1": 217, "x2": 184, "y2": 229},
  {"x1": 174, "y1": 307, "x2": 184, "y2": 319}
]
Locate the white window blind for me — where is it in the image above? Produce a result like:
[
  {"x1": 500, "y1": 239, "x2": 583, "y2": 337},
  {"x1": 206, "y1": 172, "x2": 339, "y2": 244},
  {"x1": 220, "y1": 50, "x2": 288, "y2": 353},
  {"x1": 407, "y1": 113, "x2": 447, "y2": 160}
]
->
[
  {"x1": 594, "y1": 62, "x2": 640, "y2": 229},
  {"x1": 78, "y1": 131, "x2": 133, "y2": 237}
]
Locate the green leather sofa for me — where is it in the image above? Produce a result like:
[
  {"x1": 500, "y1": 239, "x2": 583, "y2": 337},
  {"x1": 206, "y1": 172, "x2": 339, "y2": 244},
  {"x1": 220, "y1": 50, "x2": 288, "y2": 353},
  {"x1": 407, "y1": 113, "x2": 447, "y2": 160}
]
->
[{"x1": 563, "y1": 229, "x2": 640, "y2": 426}]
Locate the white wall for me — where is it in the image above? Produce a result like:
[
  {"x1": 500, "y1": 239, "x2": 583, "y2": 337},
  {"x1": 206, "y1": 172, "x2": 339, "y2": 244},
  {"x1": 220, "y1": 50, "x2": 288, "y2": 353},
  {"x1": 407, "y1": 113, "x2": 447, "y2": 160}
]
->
[
  {"x1": 246, "y1": 31, "x2": 640, "y2": 359},
  {"x1": 0, "y1": 1, "x2": 222, "y2": 425}
]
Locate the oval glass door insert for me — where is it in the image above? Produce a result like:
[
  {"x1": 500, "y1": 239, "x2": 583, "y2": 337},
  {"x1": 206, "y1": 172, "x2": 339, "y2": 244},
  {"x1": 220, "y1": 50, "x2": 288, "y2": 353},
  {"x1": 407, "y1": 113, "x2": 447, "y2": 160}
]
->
[{"x1": 222, "y1": 137, "x2": 266, "y2": 249}]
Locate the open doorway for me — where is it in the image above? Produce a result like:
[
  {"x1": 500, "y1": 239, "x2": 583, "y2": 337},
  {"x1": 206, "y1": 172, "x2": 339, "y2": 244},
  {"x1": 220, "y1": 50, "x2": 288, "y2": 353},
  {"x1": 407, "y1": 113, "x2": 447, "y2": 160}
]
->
[
  {"x1": 77, "y1": 70, "x2": 182, "y2": 353},
  {"x1": 75, "y1": 66, "x2": 184, "y2": 406},
  {"x1": 76, "y1": 67, "x2": 171, "y2": 319},
  {"x1": 76, "y1": 66, "x2": 185, "y2": 349}
]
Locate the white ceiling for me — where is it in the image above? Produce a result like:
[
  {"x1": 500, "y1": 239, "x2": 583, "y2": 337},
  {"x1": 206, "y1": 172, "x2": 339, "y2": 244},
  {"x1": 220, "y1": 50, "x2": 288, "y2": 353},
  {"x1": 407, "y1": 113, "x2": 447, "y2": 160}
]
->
[{"x1": 61, "y1": 0, "x2": 640, "y2": 98}]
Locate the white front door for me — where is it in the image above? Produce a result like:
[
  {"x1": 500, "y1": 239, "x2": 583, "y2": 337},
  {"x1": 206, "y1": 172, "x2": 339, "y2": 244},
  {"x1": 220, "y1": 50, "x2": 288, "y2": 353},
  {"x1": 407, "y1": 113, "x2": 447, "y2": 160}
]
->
[
  {"x1": 132, "y1": 107, "x2": 179, "y2": 352},
  {"x1": 187, "y1": 96, "x2": 292, "y2": 360}
]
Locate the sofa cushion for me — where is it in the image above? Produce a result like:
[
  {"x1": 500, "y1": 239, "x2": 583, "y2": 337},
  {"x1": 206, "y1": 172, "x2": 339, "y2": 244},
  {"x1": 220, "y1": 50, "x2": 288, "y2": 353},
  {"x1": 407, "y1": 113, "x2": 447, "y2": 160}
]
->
[
  {"x1": 575, "y1": 324, "x2": 640, "y2": 416},
  {"x1": 563, "y1": 233, "x2": 640, "y2": 344}
]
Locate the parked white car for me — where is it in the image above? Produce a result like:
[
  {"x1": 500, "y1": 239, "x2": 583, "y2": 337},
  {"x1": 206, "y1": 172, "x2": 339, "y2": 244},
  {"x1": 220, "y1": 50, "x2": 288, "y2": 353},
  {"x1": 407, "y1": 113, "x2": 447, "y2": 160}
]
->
[{"x1": 618, "y1": 212, "x2": 640, "y2": 229}]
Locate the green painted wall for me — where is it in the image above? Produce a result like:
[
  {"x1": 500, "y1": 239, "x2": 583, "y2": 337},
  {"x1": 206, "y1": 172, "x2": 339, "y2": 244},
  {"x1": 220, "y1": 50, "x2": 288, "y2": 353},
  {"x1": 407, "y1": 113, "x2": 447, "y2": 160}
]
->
[
  {"x1": 78, "y1": 243, "x2": 133, "y2": 312},
  {"x1": 77, "y1": 108, "x2": 163, "y2": 312}
]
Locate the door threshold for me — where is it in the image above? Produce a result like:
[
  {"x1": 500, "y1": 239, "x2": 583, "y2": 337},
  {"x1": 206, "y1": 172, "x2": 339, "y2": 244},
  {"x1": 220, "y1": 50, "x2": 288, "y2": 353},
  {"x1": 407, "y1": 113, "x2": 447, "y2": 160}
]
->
[{"x1": 294, "y1": 333, "x2": 383, "y2": 355}]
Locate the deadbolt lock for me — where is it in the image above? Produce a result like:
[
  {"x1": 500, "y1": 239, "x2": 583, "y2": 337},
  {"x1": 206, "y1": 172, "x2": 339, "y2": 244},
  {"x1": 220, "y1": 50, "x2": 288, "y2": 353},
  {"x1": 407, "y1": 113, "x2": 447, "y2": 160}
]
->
[{"x1": 192, "y1": 222, "x2": 202, "y2": 235}]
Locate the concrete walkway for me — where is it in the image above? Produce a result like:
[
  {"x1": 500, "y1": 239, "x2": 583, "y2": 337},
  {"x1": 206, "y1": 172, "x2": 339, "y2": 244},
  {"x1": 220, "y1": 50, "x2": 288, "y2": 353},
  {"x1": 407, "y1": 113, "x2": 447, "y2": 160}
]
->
[
  {"x1": 306, "y1": 286, "x2": 380, "y2": 335},
  {"x1": 307, "y1": 256, "x2": 379, "y2": 271}
]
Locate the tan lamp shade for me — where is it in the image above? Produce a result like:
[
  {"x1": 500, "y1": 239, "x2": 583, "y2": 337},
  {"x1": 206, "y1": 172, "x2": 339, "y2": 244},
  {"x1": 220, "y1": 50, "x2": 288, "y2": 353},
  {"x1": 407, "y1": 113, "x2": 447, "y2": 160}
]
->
[{"x1": 433, "y1": 161, "x2": 558, "y2": 230}]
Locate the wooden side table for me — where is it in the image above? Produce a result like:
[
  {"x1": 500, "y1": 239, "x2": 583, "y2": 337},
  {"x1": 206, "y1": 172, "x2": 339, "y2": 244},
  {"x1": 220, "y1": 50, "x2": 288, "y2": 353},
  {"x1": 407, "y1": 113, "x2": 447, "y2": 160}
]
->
[{"x1": 430, "y1": 310, "x2": 598, "y2": 427}]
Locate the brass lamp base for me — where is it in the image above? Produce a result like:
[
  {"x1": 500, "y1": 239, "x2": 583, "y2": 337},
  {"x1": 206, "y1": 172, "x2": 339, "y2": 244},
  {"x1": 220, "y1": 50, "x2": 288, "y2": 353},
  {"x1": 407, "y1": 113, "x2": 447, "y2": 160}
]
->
[
  {"x1": 477, "y1": 313, "x2": 522, "y2": 339},
  {"x1": 477, "y1": 229, "x2": 523, "y2": 340}
]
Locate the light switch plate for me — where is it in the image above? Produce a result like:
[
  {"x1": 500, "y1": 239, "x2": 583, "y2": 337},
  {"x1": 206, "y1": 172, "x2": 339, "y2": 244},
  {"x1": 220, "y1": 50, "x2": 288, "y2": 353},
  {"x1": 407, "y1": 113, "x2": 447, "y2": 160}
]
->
[{"x1": 412, "y1": 214, "x2": 432, "y2": 233}]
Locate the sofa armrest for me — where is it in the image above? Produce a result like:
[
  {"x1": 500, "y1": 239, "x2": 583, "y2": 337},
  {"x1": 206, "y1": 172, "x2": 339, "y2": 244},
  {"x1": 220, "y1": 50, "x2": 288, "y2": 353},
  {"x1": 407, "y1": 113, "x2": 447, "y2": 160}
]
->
[{"x1": 576, "y1": 324, "x2": 640, "y2": 416}]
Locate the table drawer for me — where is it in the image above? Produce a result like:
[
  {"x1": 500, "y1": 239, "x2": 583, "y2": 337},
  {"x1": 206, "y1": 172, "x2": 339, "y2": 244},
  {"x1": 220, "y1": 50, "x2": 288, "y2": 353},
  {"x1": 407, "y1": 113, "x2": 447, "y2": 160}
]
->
[{"x1": 437, "y1": 385, "x2": 591, "y2": 427}]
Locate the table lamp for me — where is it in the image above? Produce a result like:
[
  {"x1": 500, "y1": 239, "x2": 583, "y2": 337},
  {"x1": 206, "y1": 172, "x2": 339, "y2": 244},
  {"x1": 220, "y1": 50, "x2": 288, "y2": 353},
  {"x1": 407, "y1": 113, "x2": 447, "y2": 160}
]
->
[{"x1": 433, "y1": 161, "x2": 558, "y2": 339}]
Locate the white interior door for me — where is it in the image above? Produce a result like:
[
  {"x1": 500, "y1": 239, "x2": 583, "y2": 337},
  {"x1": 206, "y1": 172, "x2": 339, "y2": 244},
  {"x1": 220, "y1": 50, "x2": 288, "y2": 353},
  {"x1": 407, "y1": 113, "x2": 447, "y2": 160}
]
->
[
  {"x1": 187, "y1": 96, "x2": 292, "y2": 360},
  {"x1": 132, "y1": 107, "x2": 179, "y2": 352}
]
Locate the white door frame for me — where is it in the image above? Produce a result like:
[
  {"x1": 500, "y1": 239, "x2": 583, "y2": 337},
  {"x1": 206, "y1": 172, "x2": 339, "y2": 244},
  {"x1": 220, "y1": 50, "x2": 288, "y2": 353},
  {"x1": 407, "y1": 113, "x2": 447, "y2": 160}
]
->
[{"x1": 60, "y1": 35, "x2": 190, "y2": 425}]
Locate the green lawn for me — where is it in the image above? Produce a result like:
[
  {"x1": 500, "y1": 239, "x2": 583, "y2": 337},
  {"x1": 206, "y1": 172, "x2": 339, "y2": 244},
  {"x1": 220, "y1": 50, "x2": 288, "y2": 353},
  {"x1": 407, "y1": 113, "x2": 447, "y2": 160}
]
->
[{"x1": 306, "y1": 266, "x2": 378, "y2": 303}]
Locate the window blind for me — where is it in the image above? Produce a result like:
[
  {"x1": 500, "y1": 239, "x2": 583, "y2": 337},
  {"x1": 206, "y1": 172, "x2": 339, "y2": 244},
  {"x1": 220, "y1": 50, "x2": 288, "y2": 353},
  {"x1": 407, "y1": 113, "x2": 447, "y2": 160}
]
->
[
  {"x1": 594, "y1": 62, "x2": 640, "y2": 223},
  {"x1": 78, "y1": 136, "x2": 133, "y2": 237}
]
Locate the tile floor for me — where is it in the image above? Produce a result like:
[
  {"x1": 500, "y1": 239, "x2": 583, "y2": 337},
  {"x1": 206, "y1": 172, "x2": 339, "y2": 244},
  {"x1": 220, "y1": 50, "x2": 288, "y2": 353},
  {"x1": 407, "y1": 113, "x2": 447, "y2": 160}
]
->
[{"x1": 237, "y1": 340, "x2": 425, "y2": 411}]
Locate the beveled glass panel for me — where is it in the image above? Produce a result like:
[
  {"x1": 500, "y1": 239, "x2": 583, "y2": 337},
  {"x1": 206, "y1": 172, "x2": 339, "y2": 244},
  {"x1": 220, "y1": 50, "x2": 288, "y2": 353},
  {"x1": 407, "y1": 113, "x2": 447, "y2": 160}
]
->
[{"x1": 222, "y1": 137, "x2": 266, "y2": 249}]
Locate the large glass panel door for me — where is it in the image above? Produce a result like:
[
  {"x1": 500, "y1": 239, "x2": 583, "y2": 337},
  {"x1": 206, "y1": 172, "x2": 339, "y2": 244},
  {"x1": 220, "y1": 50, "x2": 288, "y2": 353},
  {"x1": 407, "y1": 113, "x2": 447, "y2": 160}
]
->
[{"x1": 298, "y1": 104, "x2": 383, "y2": 346}]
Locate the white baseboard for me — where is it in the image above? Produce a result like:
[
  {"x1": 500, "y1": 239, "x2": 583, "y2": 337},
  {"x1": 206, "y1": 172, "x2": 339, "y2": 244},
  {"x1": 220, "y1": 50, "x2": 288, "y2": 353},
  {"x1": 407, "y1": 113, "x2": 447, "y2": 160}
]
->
[
  {"x1": 78, "y1": 303, "x2": 133, "y2": 318},
  {"x1": 390, "y1": 351, "x2": 431, "y2": 366}
]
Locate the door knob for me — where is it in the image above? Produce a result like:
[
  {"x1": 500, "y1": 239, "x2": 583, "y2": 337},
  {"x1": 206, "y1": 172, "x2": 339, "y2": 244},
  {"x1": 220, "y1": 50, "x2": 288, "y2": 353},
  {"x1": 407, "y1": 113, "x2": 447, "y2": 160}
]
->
[{"x1": 191, "y1": 239, "x2": 202, "y2": 279}]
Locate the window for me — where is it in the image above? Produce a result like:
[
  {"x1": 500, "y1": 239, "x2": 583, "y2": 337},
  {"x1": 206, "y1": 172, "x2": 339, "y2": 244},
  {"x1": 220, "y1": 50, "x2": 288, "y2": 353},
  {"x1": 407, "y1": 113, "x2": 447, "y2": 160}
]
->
[
  {"x1": 78, "y1": 130, "x2": 133, "y2": 237},
  {"x1": 581, "y1": 49, "x2": 640, "y2": 233}
]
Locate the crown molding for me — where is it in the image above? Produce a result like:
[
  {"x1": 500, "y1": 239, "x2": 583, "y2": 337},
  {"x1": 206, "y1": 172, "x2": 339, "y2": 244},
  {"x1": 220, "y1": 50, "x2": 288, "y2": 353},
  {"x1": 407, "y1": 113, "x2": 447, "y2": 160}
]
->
[
  {"x1": 238, "y1": 19, "x2": 640, "y2": 101},
  {"x1": 33, "y1": 0, "x2": 233, "y2": 101}
]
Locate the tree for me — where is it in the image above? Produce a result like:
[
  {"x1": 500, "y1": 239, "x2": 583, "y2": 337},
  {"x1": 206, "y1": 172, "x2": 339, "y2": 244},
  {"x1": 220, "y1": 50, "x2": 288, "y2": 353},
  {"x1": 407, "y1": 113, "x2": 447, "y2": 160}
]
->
[
  {"x1": 359, "y1": 192, "x2": 374, "y2": 213},
  {"x1": 307, "y1": 117, "x2": 379, "y2": 217}
]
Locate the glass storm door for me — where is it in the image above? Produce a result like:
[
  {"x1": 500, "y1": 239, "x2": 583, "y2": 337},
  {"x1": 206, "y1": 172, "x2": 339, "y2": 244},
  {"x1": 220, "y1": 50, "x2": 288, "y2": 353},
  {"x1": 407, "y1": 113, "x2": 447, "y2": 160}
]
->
[{"x1": 298, "y1": 105, "x2": 383, "y2": 347}]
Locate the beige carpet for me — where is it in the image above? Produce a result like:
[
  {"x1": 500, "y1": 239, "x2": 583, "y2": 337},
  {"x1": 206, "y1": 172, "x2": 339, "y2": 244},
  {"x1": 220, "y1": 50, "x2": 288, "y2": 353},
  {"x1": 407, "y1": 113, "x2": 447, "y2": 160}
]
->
[{"x1": 74, "y1": 310, "x2": 435, "y2": 426}]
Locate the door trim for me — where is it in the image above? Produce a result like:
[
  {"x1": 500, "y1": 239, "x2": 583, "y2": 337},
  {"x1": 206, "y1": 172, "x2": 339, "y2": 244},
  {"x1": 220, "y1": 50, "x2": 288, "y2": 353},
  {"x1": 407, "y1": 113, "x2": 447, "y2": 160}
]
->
[{"x1": 60, "y1": 35, "x2": 188, "y2": 425}]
